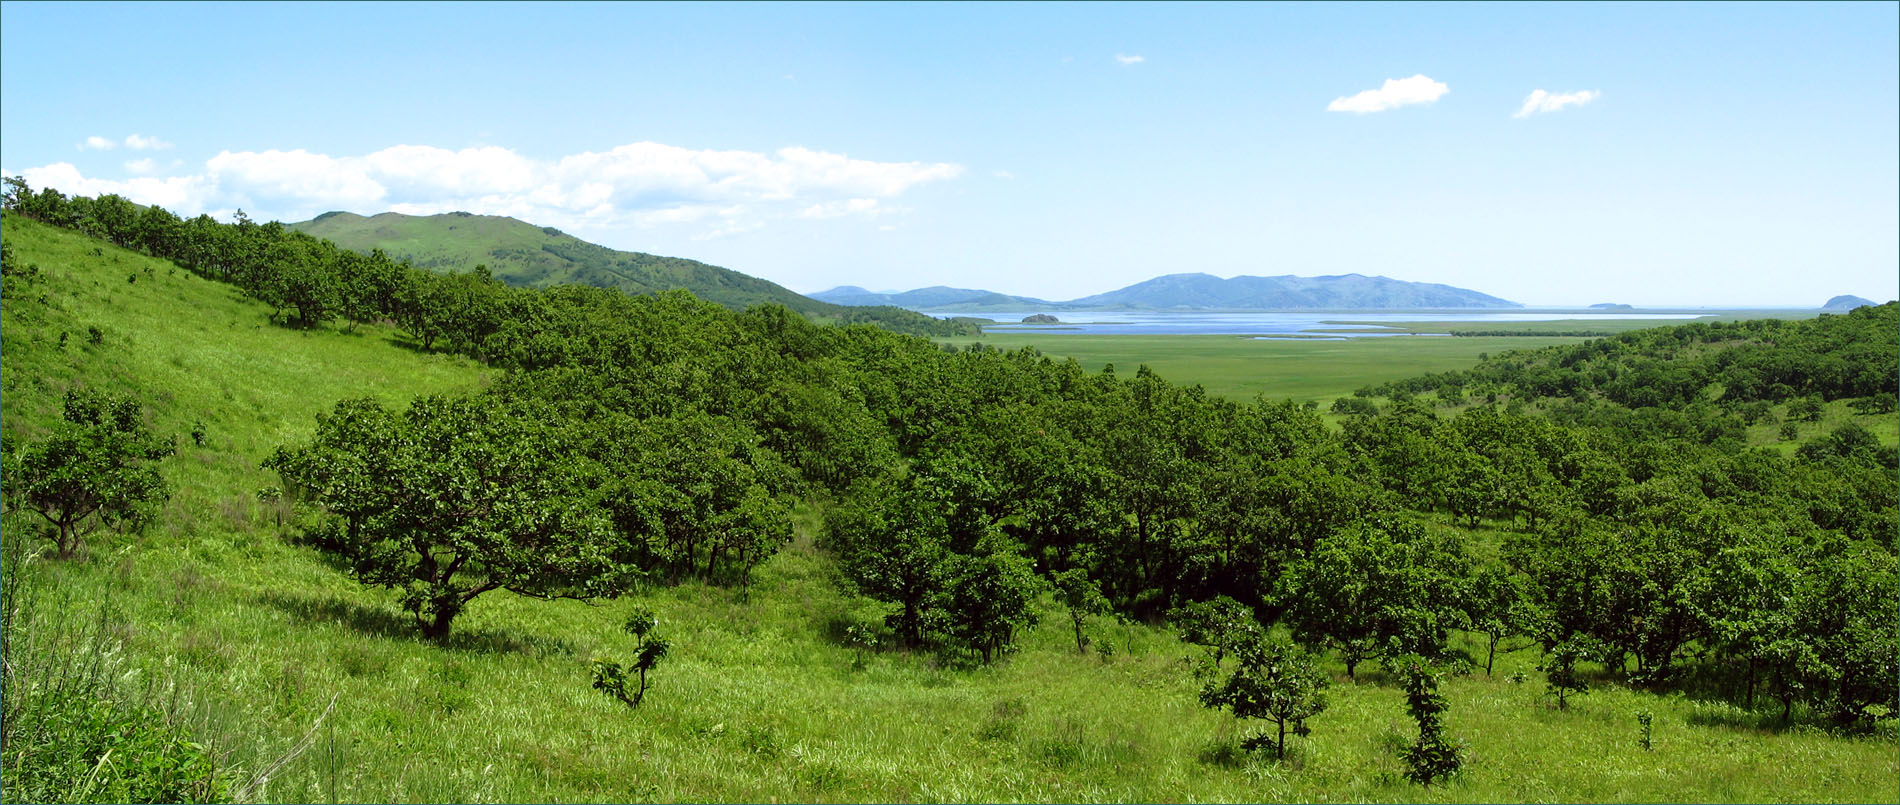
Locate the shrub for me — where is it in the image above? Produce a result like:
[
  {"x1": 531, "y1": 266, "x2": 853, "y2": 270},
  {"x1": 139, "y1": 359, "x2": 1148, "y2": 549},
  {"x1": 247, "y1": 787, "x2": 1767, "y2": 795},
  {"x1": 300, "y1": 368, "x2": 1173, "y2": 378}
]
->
[
  {"x1": 1394, "y1": 654, "x2": 1462, "y2": 785},
  {"x1": 592, "y1": 609, "x2": 671, "y2": 708}
]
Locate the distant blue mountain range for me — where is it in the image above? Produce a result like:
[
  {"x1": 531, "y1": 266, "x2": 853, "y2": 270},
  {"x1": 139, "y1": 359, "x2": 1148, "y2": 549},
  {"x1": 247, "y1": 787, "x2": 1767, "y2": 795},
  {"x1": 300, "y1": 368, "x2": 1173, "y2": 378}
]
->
[{"x1": 813, "y1": 272, "x2": 1520, "y2": 311}]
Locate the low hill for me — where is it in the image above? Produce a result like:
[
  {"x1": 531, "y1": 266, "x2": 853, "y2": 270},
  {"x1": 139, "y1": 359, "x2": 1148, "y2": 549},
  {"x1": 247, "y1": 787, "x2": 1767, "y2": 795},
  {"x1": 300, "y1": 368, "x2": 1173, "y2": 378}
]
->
[
  {"x1": 1824, "y1": 294, "x2": 1878, "y2": 310},
  {"x1": 812, "y1": 284, "x2": 1053, "y2": 309},
  {"x1": 289, "y1": 211, "x2": 972, "y2": 335},
  {"x1": 1066, "y1": 272, "x2": 1520, "y2": 310}
]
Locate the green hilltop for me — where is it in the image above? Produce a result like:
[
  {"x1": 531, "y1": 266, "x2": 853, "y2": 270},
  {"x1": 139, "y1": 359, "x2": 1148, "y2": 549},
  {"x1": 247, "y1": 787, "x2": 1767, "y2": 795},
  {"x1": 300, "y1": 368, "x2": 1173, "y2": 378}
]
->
[{"x1": 288, "y1": 210, "x2": 978, "y2": 336}]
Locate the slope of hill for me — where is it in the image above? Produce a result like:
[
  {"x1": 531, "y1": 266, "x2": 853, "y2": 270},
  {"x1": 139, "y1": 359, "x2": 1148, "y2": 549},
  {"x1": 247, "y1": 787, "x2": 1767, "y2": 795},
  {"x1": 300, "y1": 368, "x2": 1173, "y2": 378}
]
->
[{"x1": 289, "y1": 211, "x2": 974, "y2": 335}]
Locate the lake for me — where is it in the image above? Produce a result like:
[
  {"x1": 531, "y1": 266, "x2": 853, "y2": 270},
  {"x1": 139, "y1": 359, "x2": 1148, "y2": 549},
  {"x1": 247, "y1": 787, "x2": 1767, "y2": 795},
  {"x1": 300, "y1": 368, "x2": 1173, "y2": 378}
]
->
[{"x1": 939, "y1": 310, "x2": 1713, "y2": 337}]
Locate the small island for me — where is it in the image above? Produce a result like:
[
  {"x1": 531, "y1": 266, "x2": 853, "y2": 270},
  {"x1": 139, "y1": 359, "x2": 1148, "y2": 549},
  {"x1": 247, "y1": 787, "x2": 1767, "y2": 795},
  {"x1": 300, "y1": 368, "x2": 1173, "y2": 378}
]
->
[
  {"x1": 1588, "y1": 303, "x2": 1636, "y2": 311},
  {"x1": 1022, "y1": 313, "x2": 1061, "y2": 323},
  {"x1": 1824, "y1": 294, "x2": 1877, "y2": 310}
]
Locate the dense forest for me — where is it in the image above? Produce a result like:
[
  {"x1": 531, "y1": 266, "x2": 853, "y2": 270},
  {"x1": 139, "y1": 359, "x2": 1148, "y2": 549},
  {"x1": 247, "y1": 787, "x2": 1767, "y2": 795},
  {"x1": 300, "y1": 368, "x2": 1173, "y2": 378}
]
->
[{"x1": 2, "y1": 180, "x2": 1895, "y2": 800}]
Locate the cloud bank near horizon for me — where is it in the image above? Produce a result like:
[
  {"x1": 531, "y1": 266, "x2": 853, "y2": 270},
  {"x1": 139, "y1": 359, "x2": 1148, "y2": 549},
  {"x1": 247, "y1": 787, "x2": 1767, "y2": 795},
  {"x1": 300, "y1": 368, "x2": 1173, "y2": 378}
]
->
[{"x1": 9, "y1": 141, "x2": 964, "y2": 239}]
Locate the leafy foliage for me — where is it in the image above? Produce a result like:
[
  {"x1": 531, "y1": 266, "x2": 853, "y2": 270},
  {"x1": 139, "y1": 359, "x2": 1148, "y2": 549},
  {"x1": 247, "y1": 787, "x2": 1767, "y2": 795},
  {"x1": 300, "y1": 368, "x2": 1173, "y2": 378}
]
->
[
  {"x1": 1198, "y1": 637, "x2": 1330, "y2": 761},
  {"x1": 1393, "y1": 654, "x2": 1463, "y2": 785},
  {"x1": 593, "y1": 609, "x2": 672, "y2": 708},
  {"x1": 264, "y1": 395, "x2": 643, "y2": 638},
  {"x1": 4, "y1": 389, "x2": 172, "y2": 559},
  {"x1": 1053, "y1": 568, "x2": 1111, "y2": 654}
]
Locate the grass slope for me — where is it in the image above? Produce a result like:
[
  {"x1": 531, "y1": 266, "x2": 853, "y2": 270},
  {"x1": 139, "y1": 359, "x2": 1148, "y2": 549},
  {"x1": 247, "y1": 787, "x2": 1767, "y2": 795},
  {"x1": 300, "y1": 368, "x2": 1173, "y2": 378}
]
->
[{"x1": 3, "y1": 216, "x2": 1893, "y2": 802}]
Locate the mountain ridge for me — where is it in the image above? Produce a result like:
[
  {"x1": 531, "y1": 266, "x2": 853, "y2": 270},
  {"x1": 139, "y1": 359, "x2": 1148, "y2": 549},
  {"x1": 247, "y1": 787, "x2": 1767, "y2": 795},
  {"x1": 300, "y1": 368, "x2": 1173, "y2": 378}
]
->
[
  {"x1": 288, "y1": 210, "x2": 977, "y2": 336},
  {"x1": 821, "y1": 271, "x2": 1522, "y2": 311}
]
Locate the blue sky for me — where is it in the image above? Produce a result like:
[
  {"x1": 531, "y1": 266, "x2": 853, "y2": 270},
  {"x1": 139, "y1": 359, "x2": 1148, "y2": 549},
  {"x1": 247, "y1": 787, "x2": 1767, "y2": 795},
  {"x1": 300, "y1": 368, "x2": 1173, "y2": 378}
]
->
[{"x1": 3, "y1": 1, "x2": 1894, "y2": 306}]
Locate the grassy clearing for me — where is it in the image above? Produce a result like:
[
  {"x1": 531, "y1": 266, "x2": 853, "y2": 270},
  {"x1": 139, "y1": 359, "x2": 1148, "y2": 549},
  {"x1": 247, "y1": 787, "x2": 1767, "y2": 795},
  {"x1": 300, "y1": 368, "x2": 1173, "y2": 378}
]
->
[{"x1": 4, "y1": 216, "x2": 1893, "y2": 802}]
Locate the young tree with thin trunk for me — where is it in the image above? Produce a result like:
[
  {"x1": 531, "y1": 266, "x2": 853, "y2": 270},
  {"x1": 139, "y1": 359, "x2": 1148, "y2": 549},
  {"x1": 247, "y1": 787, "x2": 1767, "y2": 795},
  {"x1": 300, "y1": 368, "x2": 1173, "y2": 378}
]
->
[{"x1": 1198, "y1": 636, "x2": 1329, "y2": 761}]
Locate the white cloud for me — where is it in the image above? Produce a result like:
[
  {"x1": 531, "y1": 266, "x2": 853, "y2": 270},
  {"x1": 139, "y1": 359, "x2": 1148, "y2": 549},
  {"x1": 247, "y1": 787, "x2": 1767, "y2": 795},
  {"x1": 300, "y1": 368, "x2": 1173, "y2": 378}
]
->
[
  {"x1": 1327, "y1": 74, "x2": 1450, "y2": 114},
  {"x1": 796, "y1": 198, "x2": 886, "y2": 220},
  {"x1": 1513, "y1": 89, "x2": 1600, "y2": 118},
  {"x1": 207, "y1": 149, "x2": 388, "y2": 208},
  {"x1": 80, "y1": 136, "x2": 116, "y2": 151},
  {"x1": 11, "y1": 140, "x2": 964, "y2": 238},
  {"x1": 1115, "y1": 53, "x2": 1145, "y2": 65},
  {"x1": 992, "y1": 169, "x2": 1015, "y2": 180},
  {"x1": 16, "y1": 162, "x2": 215, "y2": 212},
  {"x1": 364, "y1": 145, "x2": 536, "y2": 196},
  {"x1": 123, "y1": 134, "x2": 173, "y2": 150}
]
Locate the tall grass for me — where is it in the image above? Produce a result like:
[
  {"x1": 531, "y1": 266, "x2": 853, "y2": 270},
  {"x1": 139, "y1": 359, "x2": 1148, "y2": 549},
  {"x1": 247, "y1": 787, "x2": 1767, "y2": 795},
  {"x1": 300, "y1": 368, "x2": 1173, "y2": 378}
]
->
[{"x1": 1, "y1": 543, "x2": 240, "y2": 802}]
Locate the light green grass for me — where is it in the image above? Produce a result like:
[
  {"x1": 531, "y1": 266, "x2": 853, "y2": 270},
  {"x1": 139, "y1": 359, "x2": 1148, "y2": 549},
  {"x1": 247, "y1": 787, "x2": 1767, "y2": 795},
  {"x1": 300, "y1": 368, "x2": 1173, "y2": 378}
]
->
[
  {"x1": 5, "y1": 216, "x2": 1894, "y2": 803},
  {"x1": 950, "y1": 332, "x2": 1596, "y2": 405}
]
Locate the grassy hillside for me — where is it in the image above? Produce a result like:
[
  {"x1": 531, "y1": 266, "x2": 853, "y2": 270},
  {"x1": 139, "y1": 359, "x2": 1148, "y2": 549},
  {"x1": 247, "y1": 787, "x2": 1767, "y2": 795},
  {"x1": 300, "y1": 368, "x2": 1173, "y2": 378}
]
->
[
  {"x1": 2, "y1": 216, "x2": 1893, "y2": 802},
  {"x1": 287, "y1": 210, "x2": 975, "y2": 335}
]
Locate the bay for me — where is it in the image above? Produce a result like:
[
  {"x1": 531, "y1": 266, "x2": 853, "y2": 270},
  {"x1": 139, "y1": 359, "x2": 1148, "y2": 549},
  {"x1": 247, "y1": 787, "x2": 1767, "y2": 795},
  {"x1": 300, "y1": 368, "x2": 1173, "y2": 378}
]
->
[{"x1": 943, "y1": 310, "x2": 1713, "y2": 337}]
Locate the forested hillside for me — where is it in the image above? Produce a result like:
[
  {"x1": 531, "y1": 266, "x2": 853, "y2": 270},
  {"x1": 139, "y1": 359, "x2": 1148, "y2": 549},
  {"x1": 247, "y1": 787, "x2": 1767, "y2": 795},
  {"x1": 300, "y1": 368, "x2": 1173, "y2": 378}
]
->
[
  {"x1": 286, "y1": 209, "x2": 978, "y2": 336},
  {"x1": 23, "y1": 198, "x2": 965, "y2": 339},
  {"x1": 2, "y1": 182, "x2": 1895, "y2": 802}
]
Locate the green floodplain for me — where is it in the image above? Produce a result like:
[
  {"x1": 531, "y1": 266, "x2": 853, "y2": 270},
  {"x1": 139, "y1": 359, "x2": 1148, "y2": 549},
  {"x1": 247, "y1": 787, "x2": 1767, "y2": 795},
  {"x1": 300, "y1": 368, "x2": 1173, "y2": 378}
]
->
[
  {"x1": 2, "y1": 202, "x2": 1896, "y2": 803},
  {"x1": 957, "y1": 314, "x2": 1825, "y2": 406}
]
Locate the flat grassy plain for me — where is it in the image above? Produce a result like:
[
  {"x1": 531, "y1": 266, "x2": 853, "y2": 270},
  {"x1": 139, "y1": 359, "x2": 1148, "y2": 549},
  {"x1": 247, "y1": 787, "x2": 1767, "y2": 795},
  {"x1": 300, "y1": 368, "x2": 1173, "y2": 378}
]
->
[
  {"x1": 952, "y1": 332, "x2": 1597, "y2": 404},
  {"x1": 4, "y1": 216, "x2": 1894, "y2": 802}
]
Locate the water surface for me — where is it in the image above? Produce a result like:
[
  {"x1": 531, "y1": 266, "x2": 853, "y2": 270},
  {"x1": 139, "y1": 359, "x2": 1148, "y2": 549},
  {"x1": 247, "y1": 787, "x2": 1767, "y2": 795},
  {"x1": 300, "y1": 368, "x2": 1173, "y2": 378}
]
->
[{"x1": 953, "y1": 310, "x2": 1711, "y2": 337}]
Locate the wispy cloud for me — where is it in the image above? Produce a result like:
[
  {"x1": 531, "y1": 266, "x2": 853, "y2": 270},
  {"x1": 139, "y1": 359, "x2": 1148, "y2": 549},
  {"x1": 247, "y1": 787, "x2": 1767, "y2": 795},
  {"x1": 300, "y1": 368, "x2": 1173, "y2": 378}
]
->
[
  {"x1": 11, "y1": 141, "x2": 964, "y2": 238},
  {"x1": 79, "y1": 134, "x2": 176, "y2": 151},
  {"x1": 1327, "y1": 74, "x2": 1450, "y2": 114},
  {"x1": 1513, "y1": 89, "x2": 1600, "y2": 118},
  {"x1": 123, "y1": 134, "x2": 173, "y2": 150},
  {"x1": 1114, "y1": 53, "x2": 1145, "y2": 65},
  {"x1": 795, "y1": 198, "x2": 887, "y2": 220}
]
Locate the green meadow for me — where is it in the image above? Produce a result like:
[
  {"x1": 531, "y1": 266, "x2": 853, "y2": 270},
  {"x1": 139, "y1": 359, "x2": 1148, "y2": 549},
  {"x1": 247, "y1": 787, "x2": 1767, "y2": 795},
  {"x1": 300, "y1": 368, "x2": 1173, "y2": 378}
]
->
[
  {"x1": 954, "y1": 332, "x2": 1597, "y2": 405},
  {"x1": 4, "y1": 216, "x2": 1894, "y2": 803}
]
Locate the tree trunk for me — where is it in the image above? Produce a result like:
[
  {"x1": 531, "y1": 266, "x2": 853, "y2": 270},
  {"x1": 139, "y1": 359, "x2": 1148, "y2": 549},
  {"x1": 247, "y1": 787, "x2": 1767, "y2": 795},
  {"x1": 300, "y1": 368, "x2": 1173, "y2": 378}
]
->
[
  {"x1": 1276, "y1": 718, "x2": 1287, "y2": 760},
  {"x1": 423, "y1": 606, "x2": 456, "y2": 640},
  {"x1": 55, "y1": 520, "x2": 80, "y2": 560}
]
